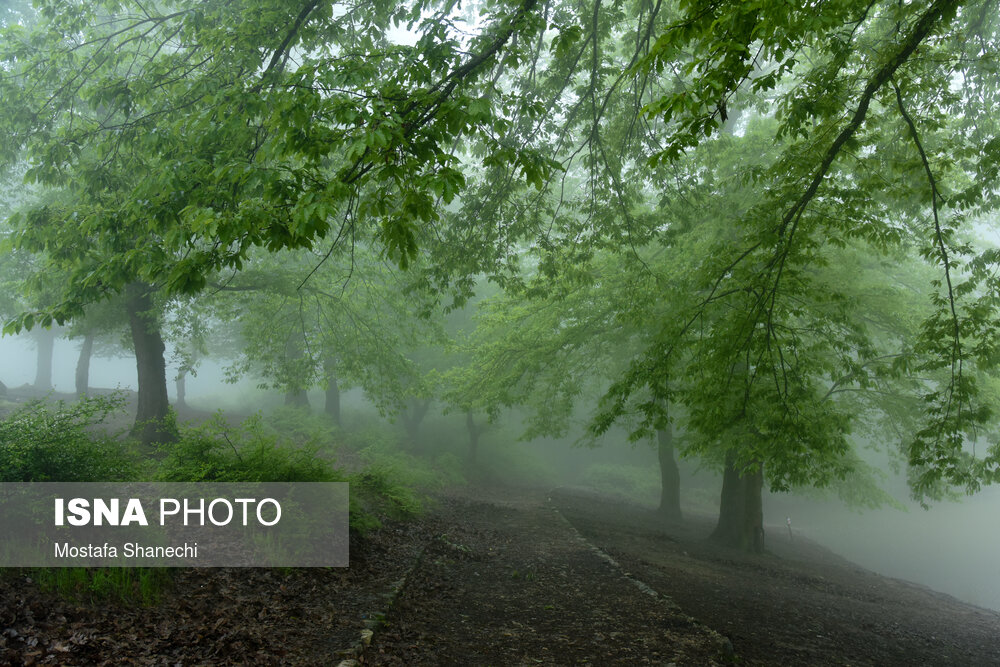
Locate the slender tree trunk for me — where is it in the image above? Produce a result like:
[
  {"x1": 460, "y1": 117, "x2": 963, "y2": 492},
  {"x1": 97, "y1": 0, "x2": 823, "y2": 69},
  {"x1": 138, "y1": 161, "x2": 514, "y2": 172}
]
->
[
  {"x1": 466, "y1": 411, "x2": 482, "y2": 465},
  {"x1": 657, "y1": 424, "x2": 682, "y2": 522},
  {"x1": 324, "y1": 373, "x2": 340, "y2": 425},
  {"x1": 125, "y1": 282, "x2": 175, "y2": 447},
  {"x1": 710, "y1": 450, "x2": 764, "y2": 552},
  {"x1": 33, "y1": 327, "x2": 55, "y2": 391},
  {"x1": 175, "y1": 370, "x2": 187, "y2": 409},
  {"x1": 75, "y1": 332, "x2": 95, "y2": 398},
  {"x1": 0, "y1": 379, "x2": 6, "y2": 396},
  {"x1": 283, "y1": 336, "x2": 310, "y2": 408}
]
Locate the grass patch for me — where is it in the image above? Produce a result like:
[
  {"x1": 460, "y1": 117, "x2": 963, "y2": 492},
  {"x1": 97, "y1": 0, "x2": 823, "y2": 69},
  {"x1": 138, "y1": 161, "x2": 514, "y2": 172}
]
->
[
  {"x1": 579, "y1": 463, "x2": 660, "y2": 505},
  {"x1": 14, "y1": 567, "x2": 172, "y2": 606}
]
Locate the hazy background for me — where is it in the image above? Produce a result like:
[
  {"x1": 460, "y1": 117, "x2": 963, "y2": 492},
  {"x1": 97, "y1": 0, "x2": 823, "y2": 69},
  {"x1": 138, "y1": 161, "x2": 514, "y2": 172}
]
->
[{"x1": 3, "y1": 332, "x2": 998, "y2": 612}]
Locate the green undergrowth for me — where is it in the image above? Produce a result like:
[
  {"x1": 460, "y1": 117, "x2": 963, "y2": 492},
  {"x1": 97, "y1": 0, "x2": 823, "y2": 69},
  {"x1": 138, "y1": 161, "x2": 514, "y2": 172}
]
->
[
  {"x1": 0, "y1": 394, "x2": 143, "y2": 482},
  {"x1": 402, "y1": 412, "x2": 553, "y2": 487},
  {"x1": 474, "y1": 437, "x2": 551, "y2": 487},
  {"x1": 156, "y1": 411, "x2": 341, "y2": 483},
  {"x1": 580, "y1": 463, "x2": 661, "y2": 505},
  {"x1": 18, "y1": 567, "x2": 172, "y2": 606},
  {"x1": 338, "y1": 423, "x2": 465, "y2": 532},
  {"x1": 0, "y1": 398, "x2": 461, "y2": 602}
]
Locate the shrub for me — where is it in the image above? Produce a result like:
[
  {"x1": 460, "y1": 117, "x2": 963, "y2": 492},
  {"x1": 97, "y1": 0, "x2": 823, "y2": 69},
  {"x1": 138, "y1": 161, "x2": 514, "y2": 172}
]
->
[
  {"x1": 0, "y1": 394, "x2": 139, "y2": 482},
  {"x1": 157, "y1": 412, "x2": 402, "y2": 533},
  {"x1": 157, "y1": 412, "x2": 341, "y2": 483},
  {"x1": 262, "y1": 406, "x2": 340, "y2": 448},
  {"x1": 351, "y1": 465, "x2": 423, "y2": 523},
  {"x1": 355, "y1": 427, "x2": 465, "y2": 490}
]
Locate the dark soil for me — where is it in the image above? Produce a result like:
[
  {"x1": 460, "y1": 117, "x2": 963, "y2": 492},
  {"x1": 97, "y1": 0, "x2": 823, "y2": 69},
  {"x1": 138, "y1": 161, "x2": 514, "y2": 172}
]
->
[
  {"x1": 362, "y1": 488, "x2": 728, "y2": 665},
  {"x1": 2, "y1": 484, "x2": 999, "y2": 665},
  {"x1": 0, "y1": 523, "x2": 429, "y2": 665},
  {"x1": 549, "y1": 487, "x2": 1000, "y2": 666}
]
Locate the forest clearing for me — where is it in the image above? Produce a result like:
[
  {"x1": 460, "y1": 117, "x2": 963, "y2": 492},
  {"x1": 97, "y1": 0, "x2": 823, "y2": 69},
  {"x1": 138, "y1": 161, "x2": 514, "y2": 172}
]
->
[{"x1": 3, "y1": 0, "x2": 1000, "y2": 663}]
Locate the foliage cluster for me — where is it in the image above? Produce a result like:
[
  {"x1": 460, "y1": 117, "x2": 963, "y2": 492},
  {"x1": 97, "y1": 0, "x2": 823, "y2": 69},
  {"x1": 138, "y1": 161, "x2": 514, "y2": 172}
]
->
[
  {"x1": 0, "y1": 394, "x2": 140, "y2": 482},
  {"x1": 2, "y1": 0, "x2": 1000, "y2": 557},
  {"x1": 0, "y1": 396, "x2": 450, "y2": 535},
  {"x1": 156, "y1": 412, "x2": 340, "y2": 483}
]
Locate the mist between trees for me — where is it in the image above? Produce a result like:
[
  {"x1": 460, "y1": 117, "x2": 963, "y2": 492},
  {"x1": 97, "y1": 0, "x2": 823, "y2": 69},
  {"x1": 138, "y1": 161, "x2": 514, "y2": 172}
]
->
[{"x1": 1, "y1": 0, "x2": 1000, "y2": 579}]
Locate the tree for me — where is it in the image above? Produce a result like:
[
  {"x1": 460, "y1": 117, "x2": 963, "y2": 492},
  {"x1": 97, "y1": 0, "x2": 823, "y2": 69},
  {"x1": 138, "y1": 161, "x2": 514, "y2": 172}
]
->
[
  {"x1": 3, "y1": 0, "x2": 1000, "y2": 541},
  {"x1": 0, "y1": 0, "x2": 552, "y2": 325},
  {"x1": 623, "y1": 0, "x2": 1000, "y2": 502},
  {"x1": 216, "y1": 245, "x2": 437, "y2": 421},
  {"x1": 67, "y1": 296, "x2": 129, "y2": 397},
  {"x1": 124, "y1": 282, "x2": 174, "y2": 446},
  {"x1": 0, "y1": 242, "x2": 69, "y2": 393},
  {"x1": 444, "y1": 249, "x2": 689, "y2": 514}
]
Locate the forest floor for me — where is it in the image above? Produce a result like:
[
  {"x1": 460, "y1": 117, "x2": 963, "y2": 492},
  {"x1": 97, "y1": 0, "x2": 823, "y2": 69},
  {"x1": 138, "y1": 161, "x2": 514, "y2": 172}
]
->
[{"x1": 2, "y1": 484, "x2": 1000, "y2": 665}]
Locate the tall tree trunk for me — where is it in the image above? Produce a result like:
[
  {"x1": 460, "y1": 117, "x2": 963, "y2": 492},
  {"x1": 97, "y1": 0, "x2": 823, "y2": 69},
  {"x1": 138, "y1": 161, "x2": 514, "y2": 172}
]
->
[
  {"x1": 402, "y1": 397, "x2": 431, "y2": 445},
  {"x1": 710, "y1": 450, "x2": 764, "y2": 552},
  {"x1": 466, "y1": 411, "x2": 483, "y2": 465},
  {"x1": 175, "y1": 370, "x2": 187, "y2": 409},
  {"x1": 657, "y1": 424, "x2": 682, "y2": 522},
  {"x1": 126, "y1": 282, "x2": 175, "y2": 447},
  {"x1": 283, "y1": 336, "x2": 310, "y2": 408},
  {"x1": 33, "y1": 327, "x2": 55, "y2": 391},
  {"x1": 284, "y1": 387, "x2": 310, "y2": 407},
  {"x1": 75, "y1": 332, "x2": 95, "y2": 398},
  {"x1": 324, "y1": 372, "x2": 340, "y2": 425}
]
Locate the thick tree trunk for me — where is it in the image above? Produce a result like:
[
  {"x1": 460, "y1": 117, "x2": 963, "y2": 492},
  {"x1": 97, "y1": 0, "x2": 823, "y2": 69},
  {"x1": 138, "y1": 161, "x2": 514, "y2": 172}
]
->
[
  {"x1": 324, "y1": 373, "x2": 340, "y2": 424},
  {"x1": 710, "y1": 451, "x2": 764, "y2": 553},
  {"x1": 33, "y1": 327, "x2": 55, "y2": 391},
  {"x1": 657, "y1": 424, "x2": 682, "y2": 522},
  {"x1": 402, "y1": 397, "x2": 431, "y2": 445},
  {"x1": 75, "y1": 332, "x2": 95, "y2": 398},
  {"x1": 284, "y1": 387, "x2": 310, "y2": 407},
  {"x1": 126, "y1": 282, "x2": 175, "y2": 447}
]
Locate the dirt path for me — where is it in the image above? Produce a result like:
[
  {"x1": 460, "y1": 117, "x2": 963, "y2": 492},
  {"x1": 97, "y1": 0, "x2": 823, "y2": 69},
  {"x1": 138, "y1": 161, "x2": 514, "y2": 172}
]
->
[
  {"x1": 361, "y1": 488, "x2": 730, "y2": 665},
  {"x1": 5, "y1": 484, "x2": 999, "y2": 665},
  {"x1": 550, "y1": 488, "x2": 1000, "y2": 666}
]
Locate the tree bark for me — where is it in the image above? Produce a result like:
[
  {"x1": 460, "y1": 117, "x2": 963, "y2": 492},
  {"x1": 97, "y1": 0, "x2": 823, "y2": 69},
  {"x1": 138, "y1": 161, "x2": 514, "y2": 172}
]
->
[
  {"x1": 75, "y1": 332, "x2": 95, "y2": 398},
  {"x1": 402, "y1": 397, "x2": 431, "y2": 445},
  {"x1": 125, "y1": 282, "x2": 175, "y2": 447},
  {"x1": 33, "y1": 327, "x2": 55, "y2": 391},
  {"x1": 284, "y1": 387, "x2": 310, "y2": 407},
  {"x1": 710, "y1": 450, "x2": 764, "y2": 553},
  {"x1": 657, "y1": 424, "x2": 682, "y2": 522},
  {"x1": 175, "y1": 370, "x2": 187, "y2": 409},
  {"x1": 466, "y1": 411, "x2": 484, "y2": 465},
  {"x1": 324, "y1": 372, "x2": 340, "y2": 424},
  {"x1": 283, "y1": 335, "x2": 310, "y2": 408}
]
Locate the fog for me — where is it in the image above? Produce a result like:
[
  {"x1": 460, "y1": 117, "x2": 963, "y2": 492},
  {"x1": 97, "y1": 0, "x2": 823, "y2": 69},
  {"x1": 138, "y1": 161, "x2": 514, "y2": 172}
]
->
[
  {"x1": 767, "y1": 487, "x2": 1000, "y2": 612},
  {"x1": 4, "y1": 0, "x2": 1000, "y2": 662},
  {"x1": 0, "y1": 334, "x2": 253, "y2": 403},
  {"x1": 535, "y1": 434, "x2": 1000, "y2": 613},
  {"x1": 4, "y1": 330, "x2": 1000, "y2": 614}
]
